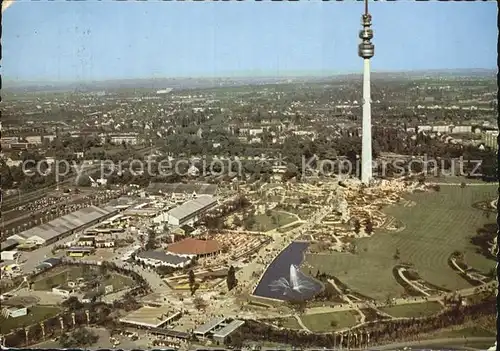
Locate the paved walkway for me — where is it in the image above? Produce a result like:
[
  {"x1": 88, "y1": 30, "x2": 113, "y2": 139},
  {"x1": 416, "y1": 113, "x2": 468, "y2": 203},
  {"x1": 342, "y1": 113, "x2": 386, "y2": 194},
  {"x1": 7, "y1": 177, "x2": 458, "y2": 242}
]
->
[
  {"x1": 369, "y1": 337, "x2": 495, "y2": 351},
  {"x1": 294, "y1": 314, "x2": 311, "y2": 332}
]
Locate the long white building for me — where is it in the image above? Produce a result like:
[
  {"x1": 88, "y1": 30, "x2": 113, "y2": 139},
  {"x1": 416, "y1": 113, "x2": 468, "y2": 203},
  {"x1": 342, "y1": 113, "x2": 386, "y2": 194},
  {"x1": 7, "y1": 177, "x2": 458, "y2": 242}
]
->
[{"x1": 153, "y1": 195, "x2": 217, "y2": 226}]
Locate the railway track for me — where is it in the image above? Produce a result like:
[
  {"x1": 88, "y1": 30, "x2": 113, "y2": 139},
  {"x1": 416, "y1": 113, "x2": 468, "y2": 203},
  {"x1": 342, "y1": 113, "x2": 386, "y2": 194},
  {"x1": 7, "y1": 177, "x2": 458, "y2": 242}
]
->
[{"x1": 1, "y1": 146, "x2": 154, "y2": 211}]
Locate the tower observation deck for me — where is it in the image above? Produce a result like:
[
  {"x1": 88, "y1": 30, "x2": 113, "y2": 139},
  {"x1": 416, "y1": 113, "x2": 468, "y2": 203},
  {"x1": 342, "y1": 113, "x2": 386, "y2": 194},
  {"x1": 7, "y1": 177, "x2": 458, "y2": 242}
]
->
[{"x1": 358, "y1": 0, "x2": 374, "y2": 185}]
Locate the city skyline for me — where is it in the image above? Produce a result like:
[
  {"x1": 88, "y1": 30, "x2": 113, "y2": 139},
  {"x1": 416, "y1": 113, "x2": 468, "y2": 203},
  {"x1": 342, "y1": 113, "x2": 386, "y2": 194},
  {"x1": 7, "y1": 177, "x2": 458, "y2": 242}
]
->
[{"x1": 2, "y1": 1, "x2": 497, "y2": 83}]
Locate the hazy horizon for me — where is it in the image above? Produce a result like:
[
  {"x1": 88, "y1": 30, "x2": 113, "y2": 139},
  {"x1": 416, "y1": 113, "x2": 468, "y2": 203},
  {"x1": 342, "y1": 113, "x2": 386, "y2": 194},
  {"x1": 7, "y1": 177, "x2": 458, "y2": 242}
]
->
[{"x1": 4, "y1": 68, "x2": 496, "y2": 89}]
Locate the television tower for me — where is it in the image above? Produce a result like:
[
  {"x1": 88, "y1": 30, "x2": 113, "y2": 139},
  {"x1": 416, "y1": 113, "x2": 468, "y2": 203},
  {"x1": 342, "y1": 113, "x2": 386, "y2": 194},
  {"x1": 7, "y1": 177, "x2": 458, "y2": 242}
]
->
[{"x1": 358, "y1": 0, "x2": 374, "y2": 184}]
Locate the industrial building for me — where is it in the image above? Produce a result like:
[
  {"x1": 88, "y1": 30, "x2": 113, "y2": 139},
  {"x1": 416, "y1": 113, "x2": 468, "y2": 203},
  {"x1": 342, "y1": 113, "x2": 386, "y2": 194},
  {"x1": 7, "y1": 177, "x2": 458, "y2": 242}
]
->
[
  {"x1": 154, "y1": 195, "x2": 217, "y2": 226},
  {"x1": 193, "y1": 317, "x2": 245, "y2": 344},
  {"x1": 166, "y1": 238, "x2": 221, "y2": 258},
  {"x1": 1, "y1": 251, "x2": 20, "y2": 261},
  {"x1": 0, "y1": 239, "x2": 19, "y2": 252},
  {"x1": 6, "y1": 206, "x2": 118, "y2": 247}
]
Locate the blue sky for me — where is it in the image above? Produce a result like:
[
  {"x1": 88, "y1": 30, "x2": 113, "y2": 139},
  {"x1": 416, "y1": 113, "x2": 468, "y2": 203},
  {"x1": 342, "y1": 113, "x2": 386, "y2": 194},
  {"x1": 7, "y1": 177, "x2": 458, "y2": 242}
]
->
[{"x1": 2, "y1": 1, "x2": 497, "y2": 82}]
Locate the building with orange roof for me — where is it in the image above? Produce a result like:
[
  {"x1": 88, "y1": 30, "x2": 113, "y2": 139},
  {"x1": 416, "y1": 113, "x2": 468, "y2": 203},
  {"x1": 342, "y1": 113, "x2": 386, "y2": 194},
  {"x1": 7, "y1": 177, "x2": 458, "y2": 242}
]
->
[{"x1": 166, "y1": 238, "x2": 221, "y2": 258}]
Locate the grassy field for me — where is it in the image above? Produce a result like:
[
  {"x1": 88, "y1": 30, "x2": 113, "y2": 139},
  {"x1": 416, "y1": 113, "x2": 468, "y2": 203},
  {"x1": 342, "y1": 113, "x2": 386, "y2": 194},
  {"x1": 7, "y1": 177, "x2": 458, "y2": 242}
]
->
[
  {"x1": 33, "y1": 266, "x2": 134, "y2": 292},
  {"x1": 271, "y1": 316, "x2": 303, "y2": 330},
  {"x1": 304, "y1": 184, "x2": 496, "y2": 301},
  {"x1": 426, "y1": 176, "x2": 487, "y2": 184},
  {"x1": 300, "y1": 311, "x2": 358, "y2": 332},
  {"x1": 106, "y1": 273, "x2": 135, "y2": 291},
  {"x1": 248, "y1": 211, "x2": 297, "y2": 232},
  {"x1": 380, "y1": 301, "x2": 443, "y2": 318},
  {"x1": 0, "y1": 306, "x2": 61, "y2": 334}
]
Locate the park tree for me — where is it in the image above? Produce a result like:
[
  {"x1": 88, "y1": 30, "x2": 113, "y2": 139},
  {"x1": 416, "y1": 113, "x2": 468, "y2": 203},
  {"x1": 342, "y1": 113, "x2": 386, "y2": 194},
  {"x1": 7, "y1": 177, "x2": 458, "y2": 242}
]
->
[
  {"x1": 287, "y1": 300, "x2": 307, "y2": 314},
  {"x1": 145, "y1": 229, "x2": 157, "y2": 250},
  {"x1": 244, "y1": 216, "x2": 256, "y2": 230},
  {"x1": 353, "y1": 219, "x2": 361, "y2": 234},
  {"x1": 418, "y1": 174, "x2": 426, "y2": 184},
  {"x1": 188, "y1": 270, "x2": 196, "y2": 295},
  {"x1": 193, "y1": 296, "x2": 207, "y2": 310},
  {"x1": 226, "y1": 266, "x2": 237, "y2": 291},
  {"x1": 59, "y1": 328, "x2": 99, "y2": 348},
  {"x1": 365, "y1": 219, "x2": 373, "y2": 235},
  {"x1": 61, "y1": 296, "x2": 84, "y2": 311}
]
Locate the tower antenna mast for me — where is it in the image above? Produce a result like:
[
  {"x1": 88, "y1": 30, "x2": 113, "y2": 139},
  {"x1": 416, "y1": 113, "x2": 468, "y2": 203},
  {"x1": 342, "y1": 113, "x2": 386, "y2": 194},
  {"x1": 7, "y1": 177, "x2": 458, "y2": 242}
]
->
[{"x1": 358, "y1": 0, "x2": 374, "y2": 185}]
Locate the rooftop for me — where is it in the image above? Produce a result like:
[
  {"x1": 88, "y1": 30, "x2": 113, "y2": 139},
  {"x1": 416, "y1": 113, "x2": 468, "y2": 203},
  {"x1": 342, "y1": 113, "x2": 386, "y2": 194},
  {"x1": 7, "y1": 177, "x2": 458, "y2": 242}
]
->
[
  {"x1": 213, "y1": 319, "x2": 245, "y2": 338},
  {"x1": 167, "y1": 195, "x2": 217, "y2": 221},
  {"x1": 42, "y1": 257, "x2": 61, "y2": 267},
  {"x1": 0, "y1": 239, "x2": 19, "y2": 251},
  {"x1": 16, "y1": 206, "x2": 115, "y2": 242},
  {"x1": 136, "y1": 250, "x2": 191, "y2": 265},
  {"x1": 193, "y1": 317, "x2": 226, "y2": 335},
  {"x1": 167, "y1": 238, "x2": 220, "y2": 256},
  {"x1": 147, "y1": 183, "x2": 218, "y2": 196},
  {"x1": 119, "y1": 306, "x2": 180, "y2": 328}
]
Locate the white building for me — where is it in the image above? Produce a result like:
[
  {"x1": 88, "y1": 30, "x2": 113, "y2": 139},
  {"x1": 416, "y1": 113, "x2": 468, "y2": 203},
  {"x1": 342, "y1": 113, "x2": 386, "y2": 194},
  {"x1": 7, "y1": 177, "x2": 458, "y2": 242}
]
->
[
  {"x1": 25, "y1": 136, "x2": 42, "y2": 145},
  {"x1": 155, "y1": 195, "x2": 217, "y2": 227},
  {"x1": 432, "y1": 125, "x2": 452, "y2": 133},
  {"x1": 450, "y1": 125, "x2": 472, "y2": 134},
  {"x1": 1, "y1": 250, "x2": 20, "y2": 261},
  {"x1": 1, "y1": 306, "x2": 28, "y2": 319}
]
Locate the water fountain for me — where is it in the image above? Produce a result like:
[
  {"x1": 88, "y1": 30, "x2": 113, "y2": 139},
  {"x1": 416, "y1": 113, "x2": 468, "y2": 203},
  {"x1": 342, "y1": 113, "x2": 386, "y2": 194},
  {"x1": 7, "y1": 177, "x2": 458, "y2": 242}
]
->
[{"x1": 269, "y1": 264, "x2": 317, "y2": 297}]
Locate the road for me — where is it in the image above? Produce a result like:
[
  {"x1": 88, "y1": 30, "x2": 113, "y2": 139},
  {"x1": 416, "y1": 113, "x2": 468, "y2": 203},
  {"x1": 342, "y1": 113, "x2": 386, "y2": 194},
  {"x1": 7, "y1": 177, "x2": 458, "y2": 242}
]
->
[
  {"x1": 432, "y1": 182, "x2": 495, "y2": 187},
  {"x1": 368, "y1": 337, "x2": 495, "y2": 351}
]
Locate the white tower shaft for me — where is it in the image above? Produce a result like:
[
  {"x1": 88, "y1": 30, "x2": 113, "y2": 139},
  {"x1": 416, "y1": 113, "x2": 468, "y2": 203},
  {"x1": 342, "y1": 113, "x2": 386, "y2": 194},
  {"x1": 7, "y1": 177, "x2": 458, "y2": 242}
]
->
[{"x1": 361, "y1": 58, "x2": 372, "y2": 184}]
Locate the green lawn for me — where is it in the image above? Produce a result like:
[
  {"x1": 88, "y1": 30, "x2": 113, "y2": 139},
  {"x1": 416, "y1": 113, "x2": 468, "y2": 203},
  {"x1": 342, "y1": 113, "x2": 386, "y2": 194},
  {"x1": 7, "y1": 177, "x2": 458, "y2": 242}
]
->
[
  {"x1": 271, "y1": 317, "x2": 303, "y2": 330},
  {"x1": 33, "y1": 267, "x2": 83, "y2": 290},
  {"x1": 426, "y1": 175, "x2": 487, "y2": 184},
  {"x1": 379, "y1": 301, "x2": 442, "y2": 318},
  {"x1": 300, "y1": 311, "x2": 358, "y2": 332},
  {"x1": 275, "y1": 205, "x2": 317, "y2": 220},
  {"x1": 103, "y1": 273, "x2": 134, "y2": 292},
  {"x1": 33, "y1": 267, "x2": 134, "y2": 293},
  {"x1": 247, "y1": 211, "x2": 297, "y2": 232},
  {"x1": 0, "y1": 306, "x2": 61, "y2": 334},
  {"x1": 304, "y1": 185, "x2": 496, "y2": 301}
]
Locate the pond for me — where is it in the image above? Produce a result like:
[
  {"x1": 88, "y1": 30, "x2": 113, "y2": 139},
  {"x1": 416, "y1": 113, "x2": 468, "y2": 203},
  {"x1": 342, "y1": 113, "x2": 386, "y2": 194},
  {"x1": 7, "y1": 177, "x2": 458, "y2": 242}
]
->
[{"x1": 253, "y1": 241, "x2": 323, "y2": 301}]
